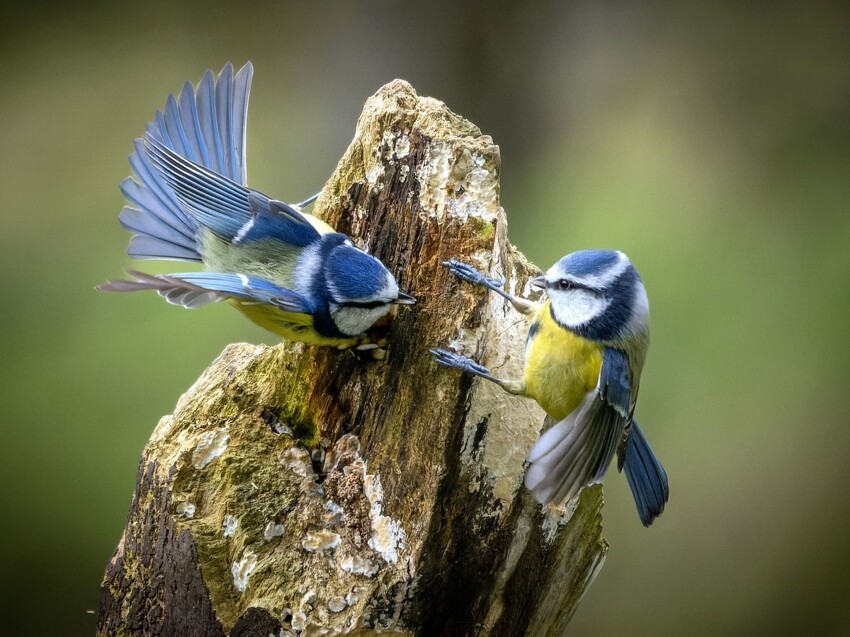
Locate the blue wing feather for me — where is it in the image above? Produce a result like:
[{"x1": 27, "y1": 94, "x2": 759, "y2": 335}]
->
[
  {"x1": 117, "y1": 62, "x2": 253, "y2": 263},
  {"x1": 196, "y1": 69, "x2": 223, "y2": 175},
  {"x1": 145, "y1": 138, "x2": 251, "y2": 238},
  {"x1": 599, "y1": 347, "x2": 631, "y2": 417},
  {"x1": 146, "y1": 139, "x2": 321, "y2": 248},
  {"x1": 99, "y1": 270, "x2": 313, "y2": 314}
]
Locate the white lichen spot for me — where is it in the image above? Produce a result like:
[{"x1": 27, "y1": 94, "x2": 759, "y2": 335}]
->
[
  {"x1": 417, "y1": 140, "x2": 499, "y2": 223},
  {"x1": 323, "y1": 500, "x2": 344, "y2": 526},
  {"x1": 231, "y1": 551, "x2": 257, "y2": 592},
  {"x1": 290, "y1": 610, "x2": 307, "y2": 632},
  {"x1": 327, "y1": 595, "x2": 347, "y2": 613},
  {"x1": 365, "y1": 164, "x2": 384, "y2": 187},
  {"x1": 324, "y1": 434, "x2": 362, "y2": 473},
  {"x1": 192, "y1": 428, "x2": 229, "y2": 469},
  {"x1": 175, "y1": 501, "x2": 196, "y2": 519},
  {"x1": 541, "y1": 495, "x2": 581, "y2": 542},
  {"x1": 301, "y1": 590, "x2": 317, "y2": 606},
  {"x1": 398, "y1": 164, "x2": 410, "y2": 183},
  {"x1": 264, "y1": 522, "x2": 286, "y2": 541},
  {"x1": 368, "y1": 515, "x2": 407, "y2": 564},
  {"x1": 345, "y1": 590, "x2": 360, "y2": 606},
  {"x1": 417, "y1": 140, "x2": 452, "y2": 218},
  {"x1": 282, "y1": 447, "x2": 315, "y2": 480},
  {"x1": 363, "y1": 474, "x2": 407, "y2": 564},
  {"x1": 394, "y1": 131, "x2": 411, "y2": 158},
  {"x1": 222, "y1": 514, "x2": 238, "y2": 537},
  {"x1": 302, "y1": 530, "x2": 340, "y2": 553},
  {"x1": 339, "y1": 554, "x2": 379, "y2": 577}
]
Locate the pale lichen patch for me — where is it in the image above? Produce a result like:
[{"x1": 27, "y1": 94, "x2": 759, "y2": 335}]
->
[
  {"x1": 222, "y1": 514, "x2": 238, "y2": 537},
  {"x1": 323, "y1": 501, "x2": 344, "y2": 526},
  {"x1": 175, "y1": 501, "x2": 196, "y2": 518},
  {"x1": 263, "y1": 522, "x2": 286, "y2": 541},
  {"x1": 192, "y1": 428, "x2": 229, "y2": 469},
  {"x1": 541, "y1": 493, "x2": 581, "y2": 542},
  {"x1": 290, "y1": 609, "x2": 307, "y2": 632},
  {"x1": 231, "y1": 551, "x2": 258, "y2": 593},
  {"x1": 327, "y1": 595, "x2": 347, "y2": 613},
  {"x1": 416, "y1": 140, "x2": 452, "y2": 218},
  {"x1": 339, "y1": 554, "x2": 379, "y2": 577},
  {"x1": 282, "y1": 447, "x2": 314, "y2": 479},
  {"x1": 365, "y1": 165, "x2": 385, "y2": 190},
  {"x1": 302, "y1": 530, "x2": 341, "y2": 553},
  {"x1": 364, "y1": 474, "x2": 407, "y2": 564},
  {"x1": 368, "y1": 515, "x2": 406, "y2": 564}
]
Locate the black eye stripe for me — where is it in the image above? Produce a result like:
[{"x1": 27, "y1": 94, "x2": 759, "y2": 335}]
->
[
  {"x1": 343, "y1": 300, "x2": 389, "y2": 309},
  {"x1": 553, "y1": 278, "x2": 600, "y2": 293}
]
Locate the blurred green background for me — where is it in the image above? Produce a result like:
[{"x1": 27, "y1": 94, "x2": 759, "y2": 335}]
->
[{"x1": 1, "y1": 1, "x2": 848, "y2": 635}]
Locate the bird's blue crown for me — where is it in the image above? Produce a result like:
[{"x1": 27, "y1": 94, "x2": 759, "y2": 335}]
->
[
  {"x1": 555, "y1": 250, "x2": 622, "y2": 279},
  {"x1": 325, "y1": 244, "x2": 392, "y2": 302}
]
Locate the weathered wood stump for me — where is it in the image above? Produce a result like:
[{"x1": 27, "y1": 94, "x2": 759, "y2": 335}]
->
[{"x1": 98, "y1": 80, "x2": 608, "y2": 637}]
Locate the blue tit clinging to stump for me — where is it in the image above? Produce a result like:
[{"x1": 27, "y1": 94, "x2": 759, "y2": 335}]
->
[
  {"x1": 99, "y1": 63, "x2": 414, "y2": 349},
  {"x1": 432, "y1": 251, "x2": 668, "y2": 526}
]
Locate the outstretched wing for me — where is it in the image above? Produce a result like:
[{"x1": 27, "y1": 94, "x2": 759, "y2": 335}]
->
[
  {"x1": 98, "y1": 269, "x2": 313, "y2": 314},
  {"x1": 144, "y1": 138, "x2": 328, "y2": 247},
  {"x1": 145, "y1": 61, "x2": 252, "y2": 185},
  {"x1": 118, "y1": 62, "x2": 253, "y2": 261},
  {"x1": 525, "y1": 348, "x2": 631, "y2": 505}
]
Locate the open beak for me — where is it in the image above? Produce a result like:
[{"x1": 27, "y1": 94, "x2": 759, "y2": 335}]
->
[
  {"x1": 394, "y1": 291, "x2": 417, "y2": 305},
  {"x1": 530, "y1": 276, "x2": 547, "y2": 289}
]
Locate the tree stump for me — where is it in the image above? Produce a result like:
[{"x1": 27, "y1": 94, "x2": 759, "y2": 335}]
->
[{"x1": 98, "y1": 80, "x2": 608, "y2": 637}]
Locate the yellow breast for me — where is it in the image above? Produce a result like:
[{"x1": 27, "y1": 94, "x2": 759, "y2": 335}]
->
[
  {"x1": 524, "y1": 301, "x2": 603, "y2": 420},
  {"x1": 230, "y1": 300, "x2": 359, "y2": 348}
]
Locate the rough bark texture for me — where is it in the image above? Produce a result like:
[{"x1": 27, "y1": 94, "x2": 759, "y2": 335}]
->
[{"x1": 99, "y1": 80, "x2": 608, "y2": 637}]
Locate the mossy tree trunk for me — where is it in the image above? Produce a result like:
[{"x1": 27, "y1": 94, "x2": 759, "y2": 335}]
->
[{"x1": 98, "y1": 80, "x2": 608, "y2": 637}]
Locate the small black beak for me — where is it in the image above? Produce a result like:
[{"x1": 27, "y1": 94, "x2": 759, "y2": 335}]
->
[
  {"x1": 394, "y1": 291, "x2": 416, "y2": 305},
  {"x1": 530, "y1": 276, "x2": 547, "y2": 289}
]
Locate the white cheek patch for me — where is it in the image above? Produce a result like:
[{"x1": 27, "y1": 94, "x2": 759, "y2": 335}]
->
[
  {"x1": 549, "y1": 289, "x2": 609, "y2": 328},
  {"x1": 331, "y1": 305, "x2": 393, "y2": 336}
]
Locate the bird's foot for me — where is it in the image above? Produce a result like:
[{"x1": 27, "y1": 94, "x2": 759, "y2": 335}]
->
[
  {"x1": 442, "y1": 259, "x2": 504, "y2": 289},
  {"x1": 430, "y1": 348, "x2": 491, "y2": 376}
]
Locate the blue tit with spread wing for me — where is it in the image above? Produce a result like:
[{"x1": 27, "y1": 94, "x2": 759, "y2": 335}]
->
[
  {"x1": 432, "y1": 251, "x2": 668, "y2": 526},
  {"x1": 99, "y1": 62, "x2": 414, "y2": 348}
]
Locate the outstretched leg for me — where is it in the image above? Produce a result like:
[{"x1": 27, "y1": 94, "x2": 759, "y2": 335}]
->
[
  {"x1": 430, "y1": 348, "x2": 525, "y2": 394},
  {"x1": 443, "y1": 259, "x2": 536, "y2": 315}
]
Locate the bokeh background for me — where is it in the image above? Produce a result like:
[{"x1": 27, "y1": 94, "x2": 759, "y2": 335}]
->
[{"x1": 2, "y1": 2, "x2": 848, "y2": 635}]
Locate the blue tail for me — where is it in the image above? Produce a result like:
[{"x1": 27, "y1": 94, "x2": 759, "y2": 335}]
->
[
  {"x1": 118, "y1": 62, "x2": 253, "y2": 262},
  {"x1": 621, "y1": 420, "x2": 669, "y2": 526}
]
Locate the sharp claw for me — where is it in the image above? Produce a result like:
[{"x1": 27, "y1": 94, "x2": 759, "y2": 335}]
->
[
  {"x1": 430, "y1": 348, "x2": 491, "y2": 376},
  {"x1": 442, "y1": 259, "x2": 504, "y2": 288}
]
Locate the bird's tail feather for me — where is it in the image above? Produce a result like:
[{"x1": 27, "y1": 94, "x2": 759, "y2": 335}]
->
[
  {"x1": 621, "y1": 420, "x2": 669, "y2": 526},
  {"x1": 118, "y1": 62, "x2": 253, "y2": 262}
]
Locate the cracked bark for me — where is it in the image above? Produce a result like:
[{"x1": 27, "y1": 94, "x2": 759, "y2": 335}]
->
[{"x1": 98, "y1": 80, "x2": 608, "y2": 637}]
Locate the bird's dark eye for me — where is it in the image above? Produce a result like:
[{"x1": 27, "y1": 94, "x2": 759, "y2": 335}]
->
[{"x1": 557, "y1": 279, "x2": 575, "y2": 291}]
